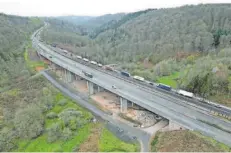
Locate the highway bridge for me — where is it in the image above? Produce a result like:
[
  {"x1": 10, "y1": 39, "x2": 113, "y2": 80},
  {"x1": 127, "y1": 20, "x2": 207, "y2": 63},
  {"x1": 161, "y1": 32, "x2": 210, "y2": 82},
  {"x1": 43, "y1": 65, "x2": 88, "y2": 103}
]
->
[{"x1": 32, "y1": 26, "x2": 231, "y2": 147}]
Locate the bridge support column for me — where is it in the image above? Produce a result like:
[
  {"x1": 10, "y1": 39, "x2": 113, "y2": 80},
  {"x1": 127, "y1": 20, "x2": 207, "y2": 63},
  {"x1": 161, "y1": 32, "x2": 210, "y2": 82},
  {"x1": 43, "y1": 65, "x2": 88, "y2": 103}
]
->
[
  {"x1": 64, "y1": 70, "x2": 73, "y2": 83},
  {"x1": 75, "y1": 75, "x2": 81, "y2": 81},
  {"x1": 63, "y1": 69, "x2": 68, "y2": 82},
  {"x1": 97, "y1": 86, "x2": 104, "y2": 92},
  {"x1": 50, "y1": 63, "x2": 56, "y2": 71},
  {"x1": 87, "y1": 81, "x2": 94, "y2": 95},
  {"x1": 68, "y1": 72, "x2": 74, "y2": 83},
  {"x1": 61, "y1": 68, "x2": 65, "y2": 78},
  {"x1": 120, "y1": 97, "x2": 128, "y2": 113}
]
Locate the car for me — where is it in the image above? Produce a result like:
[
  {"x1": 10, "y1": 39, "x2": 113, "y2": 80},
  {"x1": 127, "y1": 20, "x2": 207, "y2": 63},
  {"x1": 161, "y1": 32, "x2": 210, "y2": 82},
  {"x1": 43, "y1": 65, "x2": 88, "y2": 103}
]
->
[
  {"x1": 112, "y1": 85, "x2": 117, "y2": 89},
  {"x1": 121, "y1": 71, "x2": 131, "y2": 77},
  {"x1": 133, "y1": 124, "x2": 139, "y2": 127}
]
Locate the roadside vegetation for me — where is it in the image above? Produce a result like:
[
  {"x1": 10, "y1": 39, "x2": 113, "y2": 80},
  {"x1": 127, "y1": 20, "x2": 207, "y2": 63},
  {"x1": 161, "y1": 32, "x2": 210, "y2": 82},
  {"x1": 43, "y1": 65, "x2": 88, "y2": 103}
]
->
[{"x1": 151, "y1": 130, "x2": 231, "y2": 152}]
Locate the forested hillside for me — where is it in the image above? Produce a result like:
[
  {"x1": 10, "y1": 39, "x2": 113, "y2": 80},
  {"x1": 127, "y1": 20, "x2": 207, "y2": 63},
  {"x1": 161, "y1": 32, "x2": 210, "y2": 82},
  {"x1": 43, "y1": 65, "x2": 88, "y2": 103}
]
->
[
  {"x1": 41, "y1": 4, "x2": 231, "y2": 105},
  {"x1": 0, "y1": 13, "x2": 43, "y2": 89},
  {"x1": 58, "y1": 13, "x2": 125, "y2": 33}
]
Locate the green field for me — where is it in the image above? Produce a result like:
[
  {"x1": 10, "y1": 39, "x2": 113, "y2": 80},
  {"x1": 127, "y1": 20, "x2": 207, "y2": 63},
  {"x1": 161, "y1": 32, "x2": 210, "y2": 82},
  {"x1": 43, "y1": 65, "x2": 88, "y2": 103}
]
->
[
  {"x1": 99, "y1": 128, "x2": 139, "y2": 152},
  {"x1": 157, "y1": 72, "x2": 180, "y2": 88}
]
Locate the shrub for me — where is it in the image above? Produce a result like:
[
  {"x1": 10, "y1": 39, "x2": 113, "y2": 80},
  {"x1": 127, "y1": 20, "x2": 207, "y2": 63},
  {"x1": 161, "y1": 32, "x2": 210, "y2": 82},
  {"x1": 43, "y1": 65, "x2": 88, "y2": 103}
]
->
[
  {"x1": 62, "y1": 127, "x2": 72, "y2": 140},
  {"x1": 47, "y1": 123, "x2": 62, "y2": 143},
  {"x1": 14, "y1": 105, "x2": 44, "y2": 139},
  {"x1": 58, "y1": 99, "x2": 67, "y2": 106},
  {"x1": 0, "y1": 128, "x2": 16, "y2": 151},
  {"x1": 69, "y1": 119, "x2": 78, "y2": 131},
  {"x1": 72, "y1": 145, "x2": 79, "y2": 152},
  {"x1": 46, "y1": 112, "x2": 58, "y2": 119}
]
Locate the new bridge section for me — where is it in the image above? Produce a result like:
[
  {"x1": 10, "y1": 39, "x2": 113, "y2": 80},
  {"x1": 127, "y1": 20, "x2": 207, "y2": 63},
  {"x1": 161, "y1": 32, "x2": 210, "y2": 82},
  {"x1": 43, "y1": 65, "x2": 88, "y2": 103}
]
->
[{"x1": 33, "y1": 40, "x2": 231, "y2": 147}]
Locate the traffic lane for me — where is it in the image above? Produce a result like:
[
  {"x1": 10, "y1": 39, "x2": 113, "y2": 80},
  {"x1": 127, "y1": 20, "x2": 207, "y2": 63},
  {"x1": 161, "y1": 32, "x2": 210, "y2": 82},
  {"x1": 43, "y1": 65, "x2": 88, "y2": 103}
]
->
[
  {"x1": 42, "y1": 71, "x2": 150, "y2": 152},
  {"x1": 46, "y1": 50, "x2": 231, "y2": 131},
  {"x1": 41, "y1": 48, "x2": 231, "y2": 131}
]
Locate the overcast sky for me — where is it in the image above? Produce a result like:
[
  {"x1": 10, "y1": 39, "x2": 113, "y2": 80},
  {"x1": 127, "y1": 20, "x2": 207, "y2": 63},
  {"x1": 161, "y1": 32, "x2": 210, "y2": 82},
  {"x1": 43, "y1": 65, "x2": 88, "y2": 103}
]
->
[{"x1": 0, "y1": 0, "x2": 230, "y2": 17}]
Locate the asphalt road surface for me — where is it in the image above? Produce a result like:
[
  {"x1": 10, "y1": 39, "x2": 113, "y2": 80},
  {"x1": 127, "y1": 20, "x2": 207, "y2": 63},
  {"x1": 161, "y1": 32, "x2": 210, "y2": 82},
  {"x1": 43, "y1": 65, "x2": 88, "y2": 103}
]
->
[
  {"x1": 36, "y1": 42, "x2": 231, "y2": 147},
  {"x1": 42, "y1": 71, "x2": 151, "y2": 152}
]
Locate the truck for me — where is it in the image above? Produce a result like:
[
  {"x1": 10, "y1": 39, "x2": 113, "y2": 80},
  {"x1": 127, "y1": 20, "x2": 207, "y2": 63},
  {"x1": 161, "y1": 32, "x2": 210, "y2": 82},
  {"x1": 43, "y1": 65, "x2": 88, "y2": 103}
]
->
[
  {"x1": 76, "y1": 56, "x2": 82, "y2": 59},
  {"x1": 120, "y1": 71, "x2": 131, "y2": 77},
  {"x1": 133, "y1": 76, "x2": 144, "y2": 81},
  {"x1": 82, "y1": 71, "x2": 93, "y2": 78},
  {"x1": 83, "y1": 58, "x2": 89, "y2": 62},
  {"x1": 98, "y1": 63, "x2": 103, "y2": 67},
  {"x1": 177, "y1": 89, "x2": 194, "y2": 98},
  {"x1": 157, "y1": 83, "x2": 172, "y2": 91},
  {"x1": 90, "y1": 61, "x2": 97, "y2": 65}
]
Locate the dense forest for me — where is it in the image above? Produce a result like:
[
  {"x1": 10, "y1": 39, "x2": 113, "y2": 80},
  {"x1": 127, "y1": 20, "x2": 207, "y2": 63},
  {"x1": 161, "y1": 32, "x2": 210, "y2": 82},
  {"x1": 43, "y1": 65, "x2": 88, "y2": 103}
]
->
[
  {"x1": 57, "y1": 13, "x2": 125, "y2": 33},
  {"x1": 0, "y1": 13, "x2": 43, "y2": 89},
  {"x1": 41, "y1": 4, "x2": 231, "y2": 105}
]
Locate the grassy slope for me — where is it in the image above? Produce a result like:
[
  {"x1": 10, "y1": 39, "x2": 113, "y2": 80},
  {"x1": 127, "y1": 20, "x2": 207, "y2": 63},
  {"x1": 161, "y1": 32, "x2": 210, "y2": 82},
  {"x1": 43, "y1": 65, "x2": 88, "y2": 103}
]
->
[
  {"x1": 157, "y1": 72, "x2": 180, "y2": 88},
  {"x1": 151, "y1": 130, "x2": 231, "y2": 152}
]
